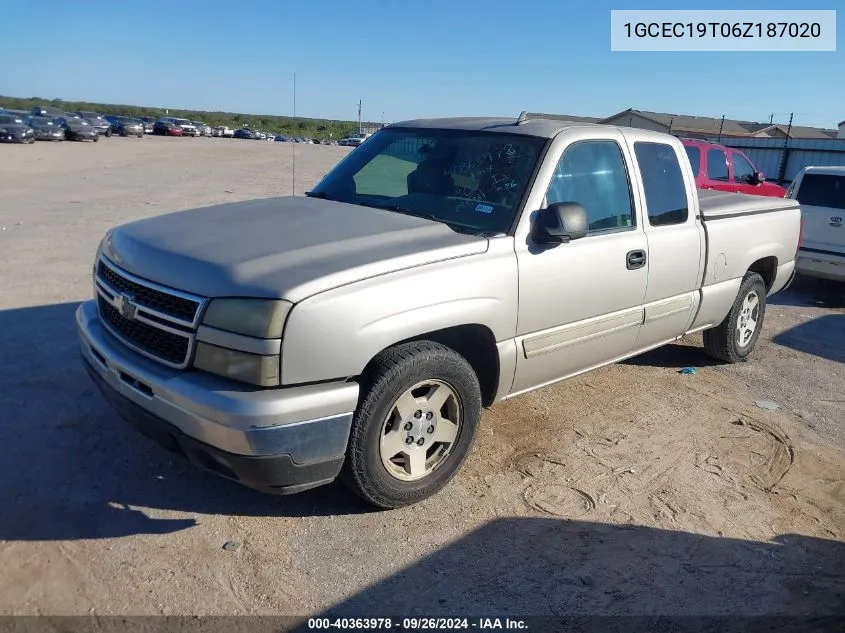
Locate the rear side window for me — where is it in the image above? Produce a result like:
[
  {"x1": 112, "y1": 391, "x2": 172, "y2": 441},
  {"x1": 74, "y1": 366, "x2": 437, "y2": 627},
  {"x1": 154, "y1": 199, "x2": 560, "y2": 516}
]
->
[
  {"x1": 684, "y1": 146, "x2": 701, "y2": 176},
  {"x1": 634, "y1": 142, "x2": 690, "y2": 226},
  {"x1": 706, "y1": 149, "x2": 729, "y2": 181},
  {"x1": 795, "y1": 174, "x2": 845, "y2": 210}
]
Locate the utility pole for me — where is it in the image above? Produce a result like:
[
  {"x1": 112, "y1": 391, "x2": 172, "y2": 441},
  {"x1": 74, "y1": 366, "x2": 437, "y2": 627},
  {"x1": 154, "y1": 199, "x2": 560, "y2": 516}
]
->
[
  {"x1": 668, "y1": 116, "x2": 674, "y2": 135},
  {"x1": 776, "y1": 112, "x2": 794, "y2": 185},
  {"x1": 717, "y1": 114, "x2": 725, "y2": 142},
  {"x1": 357, "y1": 99, "x2": 362, "y2": 135},
  {"x1": 769, "y1": 113, "x2": 774, "y2": 124}
]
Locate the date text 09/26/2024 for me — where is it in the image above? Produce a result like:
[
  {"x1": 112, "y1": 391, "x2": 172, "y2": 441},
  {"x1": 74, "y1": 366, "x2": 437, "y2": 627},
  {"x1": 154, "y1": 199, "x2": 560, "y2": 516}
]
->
[{"x1": 307, "y1": 617, "x2": 528, "y2": 630}]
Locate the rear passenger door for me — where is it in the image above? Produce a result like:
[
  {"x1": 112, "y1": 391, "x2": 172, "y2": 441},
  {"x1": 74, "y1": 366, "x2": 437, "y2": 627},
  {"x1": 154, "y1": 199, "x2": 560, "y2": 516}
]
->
[
  {"x1": 625, "y1": 137, "x2": 705, "y2": 351},
  {"x1": 705, "y1": 147, "x2": 734, "y2": 192}
]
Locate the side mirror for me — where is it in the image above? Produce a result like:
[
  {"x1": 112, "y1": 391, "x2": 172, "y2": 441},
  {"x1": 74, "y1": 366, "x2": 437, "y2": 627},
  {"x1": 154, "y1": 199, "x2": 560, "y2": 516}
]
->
[
  {"x1": 749, "y1": 171, "x2": 765, "y2": 184},
  {"x1": 533, "y1": 202, "x2": 588, "y2": 244}
]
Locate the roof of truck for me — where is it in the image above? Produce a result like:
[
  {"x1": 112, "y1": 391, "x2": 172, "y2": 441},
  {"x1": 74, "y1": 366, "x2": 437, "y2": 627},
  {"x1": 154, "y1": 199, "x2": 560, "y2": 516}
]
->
[{"x1": 386, "y1": 116, "x2": 601, "y2": 139}]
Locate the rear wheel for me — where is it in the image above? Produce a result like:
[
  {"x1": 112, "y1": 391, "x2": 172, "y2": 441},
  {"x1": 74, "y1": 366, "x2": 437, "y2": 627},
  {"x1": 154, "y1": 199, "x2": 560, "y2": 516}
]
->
[
  {"x1": 341, "y1": 341, "x2": 482, "y2": 509},
  {"x1": 703, "y1": 272, "x2": 767, "y2": 363}
]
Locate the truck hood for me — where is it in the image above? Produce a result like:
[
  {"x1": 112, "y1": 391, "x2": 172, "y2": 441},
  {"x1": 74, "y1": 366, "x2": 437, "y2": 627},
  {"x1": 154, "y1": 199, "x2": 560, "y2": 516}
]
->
[{"x1": 100, "y1": 196, "x2": 489, "y2": 303}]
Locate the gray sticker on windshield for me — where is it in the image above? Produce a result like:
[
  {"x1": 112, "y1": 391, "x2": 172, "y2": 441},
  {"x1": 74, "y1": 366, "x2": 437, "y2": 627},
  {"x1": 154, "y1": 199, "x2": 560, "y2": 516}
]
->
[{"x1": 475, "y1": 203, "x2": 494, "y2": 214}]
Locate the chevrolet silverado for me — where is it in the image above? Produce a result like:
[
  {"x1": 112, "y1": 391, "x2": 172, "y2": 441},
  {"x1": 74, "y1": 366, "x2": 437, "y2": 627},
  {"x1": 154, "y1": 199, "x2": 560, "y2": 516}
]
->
[{"x1": 77, "y1": 114, "x2": 802, "y2": 508}]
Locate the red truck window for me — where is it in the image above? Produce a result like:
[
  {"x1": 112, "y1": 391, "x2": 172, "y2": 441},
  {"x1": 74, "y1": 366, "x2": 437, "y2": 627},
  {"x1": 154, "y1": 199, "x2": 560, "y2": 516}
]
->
[
  {"x1": 706, "y1": 148, "x2": 729, "y2": 181},
  {"x1": 732, "y1": 152, "x2": 756, "y2": 184},
  {"x1": 684, "y1": 146, "x2": 701, "y2": 176}
]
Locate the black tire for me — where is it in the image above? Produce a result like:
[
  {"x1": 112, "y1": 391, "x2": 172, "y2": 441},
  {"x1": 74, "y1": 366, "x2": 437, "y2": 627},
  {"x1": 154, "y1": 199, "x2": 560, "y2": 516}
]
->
[
  {"x1": 105, "y1": 129, "x2": 111, "y2": 138},
  {"x1": 703, "y1": 272, "x2": 767, "y2": 363},
  {"x1": 341, "y1": 341, "x2": 482, "y2": 509}
]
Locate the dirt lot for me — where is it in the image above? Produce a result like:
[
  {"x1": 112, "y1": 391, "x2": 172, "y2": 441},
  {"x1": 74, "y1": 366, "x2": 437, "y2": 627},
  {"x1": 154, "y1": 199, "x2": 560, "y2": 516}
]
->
[{"x1": 0, "y1": 136, "x2": 843, "y2": 620}]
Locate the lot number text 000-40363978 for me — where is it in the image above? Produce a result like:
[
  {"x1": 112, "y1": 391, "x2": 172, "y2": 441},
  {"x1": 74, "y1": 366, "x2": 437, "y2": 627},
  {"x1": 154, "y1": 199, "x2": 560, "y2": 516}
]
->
[{"x1": 610, "y1": 9, "x2": 836, "y2": 51}]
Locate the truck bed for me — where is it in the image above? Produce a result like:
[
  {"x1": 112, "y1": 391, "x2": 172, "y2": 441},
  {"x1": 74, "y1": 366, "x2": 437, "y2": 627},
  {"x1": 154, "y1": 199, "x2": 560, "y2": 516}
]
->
[{"x1": 697, "y1": 189, "x2": 799, "y2": 220}]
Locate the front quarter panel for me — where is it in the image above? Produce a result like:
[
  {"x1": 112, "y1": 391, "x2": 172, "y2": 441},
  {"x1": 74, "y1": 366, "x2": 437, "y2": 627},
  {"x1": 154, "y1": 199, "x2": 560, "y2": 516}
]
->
[{"x1": 280, "y1": 238, "x2": 518, "y2": 385}]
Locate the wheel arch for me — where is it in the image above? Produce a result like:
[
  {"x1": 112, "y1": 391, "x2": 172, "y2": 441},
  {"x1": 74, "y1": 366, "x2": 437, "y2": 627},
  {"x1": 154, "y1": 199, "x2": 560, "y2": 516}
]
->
[{"x1": 358, "y1": 324, "x2": 501, "y2": 408}]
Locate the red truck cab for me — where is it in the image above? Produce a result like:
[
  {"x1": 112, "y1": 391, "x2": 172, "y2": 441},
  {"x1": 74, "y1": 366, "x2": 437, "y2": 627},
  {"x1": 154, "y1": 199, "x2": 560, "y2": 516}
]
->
[{"x1": 681, "y1": 138, "x2": 787, "y2": 198}]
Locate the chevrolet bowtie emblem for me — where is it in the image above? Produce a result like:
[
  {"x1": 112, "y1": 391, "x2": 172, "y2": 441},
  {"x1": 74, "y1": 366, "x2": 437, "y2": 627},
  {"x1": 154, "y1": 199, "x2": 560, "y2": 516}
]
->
[{"x1": 114, "y1": 292, "x2": 137, "y2": 320}]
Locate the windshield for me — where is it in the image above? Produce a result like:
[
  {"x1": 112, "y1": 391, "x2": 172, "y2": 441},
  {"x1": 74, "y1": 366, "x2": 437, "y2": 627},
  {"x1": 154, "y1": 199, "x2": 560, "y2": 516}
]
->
[
  {"x1": 27, "y1": 117, "x2": 53, "y2": 128},
  {"x1": 0, "y1": 115, "x2": 23, "y2": 124},
  {"x1": 82, "y1": 113, "x2": 103, "y2": 120},
  {"x1": 796, "y1": 174, "x2": 845, "y2": 210},
  {"x1": 309, "y1": 128, "x2": 546, "y2": 234},
  {"x1": 176, "y1": 119, "x2": 191, "y2": 125}
]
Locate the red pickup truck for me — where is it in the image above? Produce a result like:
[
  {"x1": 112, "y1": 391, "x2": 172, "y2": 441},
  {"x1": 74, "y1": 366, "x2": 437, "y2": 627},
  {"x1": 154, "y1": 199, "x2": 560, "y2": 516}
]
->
[{"x1": 682, "y1": 138, "x2": 787, "y2": 198}]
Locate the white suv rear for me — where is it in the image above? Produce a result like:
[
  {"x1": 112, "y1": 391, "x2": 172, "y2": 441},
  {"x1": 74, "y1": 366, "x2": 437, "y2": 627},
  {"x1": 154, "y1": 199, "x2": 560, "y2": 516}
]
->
[{"x1": 788, "y1": 166, "x2": 845, "y2": 282}]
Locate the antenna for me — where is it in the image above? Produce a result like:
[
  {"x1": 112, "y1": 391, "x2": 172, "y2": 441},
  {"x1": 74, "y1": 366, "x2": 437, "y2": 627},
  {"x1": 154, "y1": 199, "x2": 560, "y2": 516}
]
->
[
  {"x1": 292, "y1": 72, "x2": 296, "y2": 196},
  {"x1": 516, "y1": 111, "x2": 529, "y2": 125}
]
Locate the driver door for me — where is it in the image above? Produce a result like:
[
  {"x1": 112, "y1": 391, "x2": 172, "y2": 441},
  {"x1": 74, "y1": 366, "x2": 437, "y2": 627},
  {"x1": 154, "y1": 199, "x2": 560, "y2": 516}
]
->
[{"x1": 511, "y1": 131, "x2": 648, "y2": 395}]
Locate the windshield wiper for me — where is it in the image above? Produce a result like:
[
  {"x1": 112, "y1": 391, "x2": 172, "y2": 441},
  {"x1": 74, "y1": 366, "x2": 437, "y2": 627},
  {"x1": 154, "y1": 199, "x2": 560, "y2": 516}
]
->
[{"x1": 305, "y1": 190, "x2": 334, "y2": 200}]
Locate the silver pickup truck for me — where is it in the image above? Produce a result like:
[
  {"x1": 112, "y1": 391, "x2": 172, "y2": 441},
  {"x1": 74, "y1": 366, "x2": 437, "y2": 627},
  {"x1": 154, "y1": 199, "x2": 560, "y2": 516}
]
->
[{"x1": 77, "y1": 115, "x2": 802, "y2": 508}]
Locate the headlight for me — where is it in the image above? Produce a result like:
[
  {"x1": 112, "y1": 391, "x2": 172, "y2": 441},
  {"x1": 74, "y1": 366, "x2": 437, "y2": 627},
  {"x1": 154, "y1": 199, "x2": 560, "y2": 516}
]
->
[
  {"x1": 201, "y1": 298, "x2": 292, "y2": 338},
  {"x1": 193, "y1": 342, "x2": 279, "y2": 387}
]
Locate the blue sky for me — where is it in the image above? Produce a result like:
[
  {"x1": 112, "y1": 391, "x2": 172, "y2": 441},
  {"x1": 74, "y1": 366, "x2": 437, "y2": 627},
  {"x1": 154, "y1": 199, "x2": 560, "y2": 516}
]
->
[{"x1": 0, "y1": 0, "x2": 840, "y2": 128}]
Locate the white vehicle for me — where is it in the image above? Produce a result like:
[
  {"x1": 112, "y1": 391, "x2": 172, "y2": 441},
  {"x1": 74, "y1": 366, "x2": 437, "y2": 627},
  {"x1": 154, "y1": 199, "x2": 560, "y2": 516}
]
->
[
  {"x1": 788, "y1": 166, "x2": 845, "y2": 282},
  {"x1": 212, "y1": 126, "x2": 234, "y2": 137},
  {"x1": 192, "y1": 121, "x2": 212, "y2": 136}
]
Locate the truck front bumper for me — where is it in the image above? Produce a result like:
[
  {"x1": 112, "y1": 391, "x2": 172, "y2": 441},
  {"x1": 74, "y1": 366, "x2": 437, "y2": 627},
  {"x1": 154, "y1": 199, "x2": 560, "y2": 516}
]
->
[{"x1": 76, "y1": 300, "x2": 359, "y2": 495}]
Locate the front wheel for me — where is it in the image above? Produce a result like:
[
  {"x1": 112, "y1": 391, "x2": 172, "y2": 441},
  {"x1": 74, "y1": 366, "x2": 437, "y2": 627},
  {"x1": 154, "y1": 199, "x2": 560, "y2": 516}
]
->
[
  {"x1": 105, "y1": 129, "x2": 111, "y2": 138},
  {"x1": 341, "y1": 341, "x2": 482, "y2": 509},
  {"x1": 93, "y1": 135, "x2": 99, "y2": 142},
  {"x1": 703, "y1": 271, "x2": 767, "y2": 363}
]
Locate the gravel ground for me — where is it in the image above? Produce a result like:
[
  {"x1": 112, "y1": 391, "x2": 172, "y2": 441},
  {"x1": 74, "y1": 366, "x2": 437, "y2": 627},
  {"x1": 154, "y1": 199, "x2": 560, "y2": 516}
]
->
[{"x1": 0, "y1": 136, "x2": 842, "y2": 622}]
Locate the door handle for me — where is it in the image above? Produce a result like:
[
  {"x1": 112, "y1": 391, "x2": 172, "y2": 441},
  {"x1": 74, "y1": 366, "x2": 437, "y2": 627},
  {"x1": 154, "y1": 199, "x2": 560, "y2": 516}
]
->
[{"x1": 626, "y1": 250, "x2": 647, "y2": 270}]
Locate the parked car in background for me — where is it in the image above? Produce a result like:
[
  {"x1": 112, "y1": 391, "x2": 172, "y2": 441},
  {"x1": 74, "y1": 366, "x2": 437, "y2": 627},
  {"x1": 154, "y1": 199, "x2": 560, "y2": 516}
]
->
[
  {"x1": 787, "y1": 166, "x2": 845, "y2": 283},
  {"x1": 0, "y1": 114, "x2": 35, "y2": 143},
  {"x1": 138, "y1": 117, "x2": 155, "y2": 134},
  {"x1": 233, "y1": 128, "x2": 258, "y2": 139},
  {"x1": 105, "y1": 115, "x2": 144, "y2": 138},
  {"x1": 31, "y1": 105, "x2": 67, "y2": 118},
  {"x1": 2, "y1": 109, "x2": 32, "y2": 122},
  {"x1": 192, "y1": 121, "x2": 212, "y2": 136},
  {"x1": 56, "y1": 116, "x2": 99, "y2": 142},
  {"x1": 173, "y1": 118, "x2": 198, "y2": 137},
  {"x1": 25, "y1": 116, "x2": 65, "y2": 141},
  {"x1": 75, "y1": 111, "x2": 112, "y2": 137},
  {"x1": 681, "y1": 139, "x2": 786, "y2": 198},
  {"x1": 153, "y1": 120, "x2": 183, "y2": 136}
]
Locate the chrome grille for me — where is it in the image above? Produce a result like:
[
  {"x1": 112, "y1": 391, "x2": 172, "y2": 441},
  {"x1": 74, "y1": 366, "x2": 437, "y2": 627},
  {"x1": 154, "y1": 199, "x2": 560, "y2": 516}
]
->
[{"x1": 94, "y1": 257, "x2": 206, "y2": 368}]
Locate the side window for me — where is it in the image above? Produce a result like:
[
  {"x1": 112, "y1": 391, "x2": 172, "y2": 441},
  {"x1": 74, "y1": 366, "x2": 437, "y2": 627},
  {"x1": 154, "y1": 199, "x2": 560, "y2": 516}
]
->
[
  {"x1": 545, "y1": 140, "x2": 634, "y2": 233},
  {"x1": 732, "y1": 152, "x2": 756, "y2": 183},
  {"x1": 684, "y1": 146, "x2": 701, "y2": 176},
  {"x1": 634, "y1": 142, "x2": 690, "y2": 227},
  {"x1": 706, "y1": 149, "x2": 729, "y2": 181}
]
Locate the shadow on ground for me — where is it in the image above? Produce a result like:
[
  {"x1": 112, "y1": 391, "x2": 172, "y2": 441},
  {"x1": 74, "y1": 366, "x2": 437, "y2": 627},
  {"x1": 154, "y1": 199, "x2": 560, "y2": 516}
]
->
[
  {"x1": 773, "y1": 314, "x2": 845, "y2": 364},
  {"x1": 307, "y1": 517, "x2": 844, "y2": 629},
  {"x1": 769, "y1": 276, "x2": 845, "y2": 310},
  {"x1": 0, "y1": 302, "x2": 373, "y2": 542},
  {"x1": 622, "y1": 341, "x2": 722, "y2": 369}
]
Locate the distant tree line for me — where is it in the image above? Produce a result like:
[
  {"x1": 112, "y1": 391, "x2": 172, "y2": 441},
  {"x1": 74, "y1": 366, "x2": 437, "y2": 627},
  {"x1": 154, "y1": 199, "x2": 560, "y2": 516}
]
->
[{"x1": 0, "y1": 95, "x2": 378, "y2": 140}]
